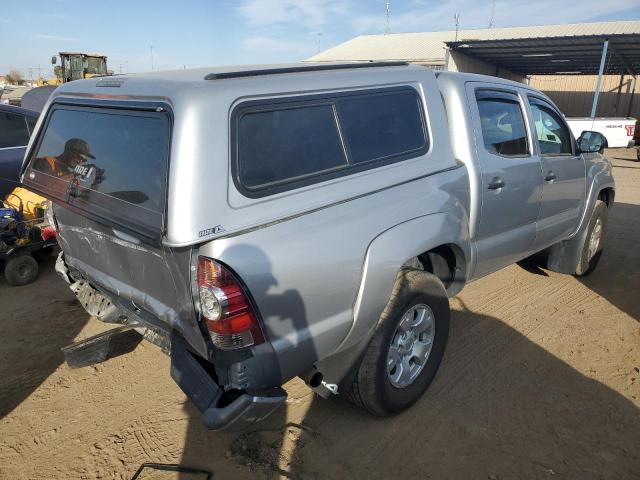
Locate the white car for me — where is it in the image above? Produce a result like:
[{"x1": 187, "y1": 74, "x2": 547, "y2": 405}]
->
[{"x1": 567, "y1": 117, "x2": 636, "y2": 149}]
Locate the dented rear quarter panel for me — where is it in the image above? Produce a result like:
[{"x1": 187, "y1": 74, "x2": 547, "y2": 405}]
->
[{"x1": 199, "y1": 166, "x2": 470, "y2": 383}]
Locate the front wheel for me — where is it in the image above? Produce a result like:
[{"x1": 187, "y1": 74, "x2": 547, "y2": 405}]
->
[
  {"x1": 349, "y1": 270, "x2": 450, "y2": 416},
  {"x1": 575, "y1": 200, "x2": 608, "y2": 276}
]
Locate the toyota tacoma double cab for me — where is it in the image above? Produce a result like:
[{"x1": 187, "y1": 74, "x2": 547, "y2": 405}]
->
[{"x1": 21, "y1": 62, "x2": 615, "y2": 430}]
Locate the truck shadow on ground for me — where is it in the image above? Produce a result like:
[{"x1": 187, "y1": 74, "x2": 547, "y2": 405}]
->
[
  {"x1": 0, "y1": 259, "x2": 87, "y2": 418},
  {"x1": 577, "y1": 202, "x2": 640, "y2": 322},
  {"x1": 178, "y1": 300, "x2": 640, "y2": 479}
]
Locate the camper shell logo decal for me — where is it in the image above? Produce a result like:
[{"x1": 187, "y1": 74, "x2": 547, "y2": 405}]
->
[{"x1": 198, "y1": 225, "x2": 225, "y2": 237}]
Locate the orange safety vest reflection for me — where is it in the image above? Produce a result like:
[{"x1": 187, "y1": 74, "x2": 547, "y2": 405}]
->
[{"x1": 44, "y1": 156, "x2": 67, "y2": 178}]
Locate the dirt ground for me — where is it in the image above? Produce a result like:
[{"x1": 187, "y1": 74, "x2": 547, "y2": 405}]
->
[{"x1": 1, "y1": 149, "x2": 639, "y2": 480}]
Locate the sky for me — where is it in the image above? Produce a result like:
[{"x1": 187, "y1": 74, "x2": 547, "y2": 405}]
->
[{"x1": 1, "y1": 0, "x2": 639, "y2": 78}]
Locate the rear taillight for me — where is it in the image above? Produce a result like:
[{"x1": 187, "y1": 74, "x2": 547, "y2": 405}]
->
[{"x1": 197, "y1": 256, "x2": 263, "y2": 350}]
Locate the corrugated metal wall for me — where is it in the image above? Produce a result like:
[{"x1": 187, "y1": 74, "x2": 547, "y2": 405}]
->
[{"x1": 530, "y1": 74, "x2": 639, "y2": 119}]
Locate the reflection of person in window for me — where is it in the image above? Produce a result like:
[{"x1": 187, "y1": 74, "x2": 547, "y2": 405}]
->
[{"x1": 34, "y1": 138, "x2": 104, "y2": 188}]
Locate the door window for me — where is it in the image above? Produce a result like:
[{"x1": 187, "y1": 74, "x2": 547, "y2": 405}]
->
[
  {"x1": 0, "y1": 111, "x2": 30, "y2": 148},
  {"x1": 529, "y1": 100, "x2": 573, "y2": 155},
  {"x1": 476, "y1": 93, "x2": 528, "y2": 156}
]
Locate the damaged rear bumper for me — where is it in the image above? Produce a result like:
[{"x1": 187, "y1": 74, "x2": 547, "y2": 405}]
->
[
  {"x1": 57, "y1": 251, "x2": 286, "y2": 431},
  {"x1": 170, "y1": 333, "x2": 286, "y2": 431}
]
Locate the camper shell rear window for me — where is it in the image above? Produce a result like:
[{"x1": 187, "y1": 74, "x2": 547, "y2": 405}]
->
[{"x1": 23, "y1": 102, "x2": 171, "y2": 244}]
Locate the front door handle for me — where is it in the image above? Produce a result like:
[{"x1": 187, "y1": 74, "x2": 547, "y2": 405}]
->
[
  {"x1": 487, "y1": 177, "x2": 505, "y2": 190},
  {"x1": 544, "y1": 172, "x2": 557, "y2": 182}
]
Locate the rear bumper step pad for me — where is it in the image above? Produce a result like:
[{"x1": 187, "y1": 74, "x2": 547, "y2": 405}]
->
[{"x1": 170, "y1": 333, "x2": 286, "y2": 431}]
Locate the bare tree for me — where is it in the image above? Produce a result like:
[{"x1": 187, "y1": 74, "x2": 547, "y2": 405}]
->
[{"x1": 5, "y1": 69, "x2": 25, "y2": 85}]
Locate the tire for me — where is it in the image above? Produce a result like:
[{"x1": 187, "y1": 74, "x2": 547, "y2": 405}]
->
[
  {"x1": 575, "y1": 200, "x2": 608, "y2": 277},
  {"x1": 4, "y1": 254, "x2": 39, "y2": 286},
  {"x1": 349, "y1": 269, "x2": 450, "y2": 416}
]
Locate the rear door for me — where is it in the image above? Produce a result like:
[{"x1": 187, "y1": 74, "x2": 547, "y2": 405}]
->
[
  {"x1": 468, "y1": 85, "x2": 543, "y2": 279},
  {"x1": 526, "y1": 96, "x2": 586, "y2": 251}
]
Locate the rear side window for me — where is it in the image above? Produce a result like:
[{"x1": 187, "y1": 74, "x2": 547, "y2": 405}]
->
[
  {"x1": 24, "y1": 104, "x2": 170, "y2": 243},
  {"x1": 476, "y1": 92, "x2": 528, "y2": 156},
  {"x1": 234, "y1": 87, "x2": 428, "y2": 197},
  {"x1": 338, "y1": 91, "x2": 427, "y2": 164},
  {"x1": 0, "y1": 111, "x2": 30, "y2": 148},
  {"x1": 238, "y1": 104, "x2": 347, "y2": 188}
]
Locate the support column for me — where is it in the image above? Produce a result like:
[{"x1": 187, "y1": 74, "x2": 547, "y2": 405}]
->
[
  {"x1": 627, "y1": 75, "x2": 637, "y2": 118},
  {"x1": 614, "y1": 73, "x2": 625, "y2": 117},
  {"x1": 590, "y1": 39, "x2": 609, "y2": 118}
]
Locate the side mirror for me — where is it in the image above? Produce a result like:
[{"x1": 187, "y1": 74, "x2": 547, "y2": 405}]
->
[
  {"x1": 51, "y1": 56, "x2": 57, "y2": 65},
  {"x1": 578, "y1": 131, "x2": 606, "y2": 154}
]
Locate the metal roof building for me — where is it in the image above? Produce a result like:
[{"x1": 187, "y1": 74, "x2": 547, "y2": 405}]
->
[{"x1": 308, "y1": 21, "x2": 640, "y2": 119}]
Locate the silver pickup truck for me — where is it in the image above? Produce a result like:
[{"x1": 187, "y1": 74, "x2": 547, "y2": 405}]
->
[{"x1": 21, "y1": 62, "x2": 614, "y2": 430}]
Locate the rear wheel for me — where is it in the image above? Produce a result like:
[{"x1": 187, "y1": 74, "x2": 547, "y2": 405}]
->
[
  {"x1": 4, "y1": 254, "x2": 39, "y2": 286},
  {"x1": 575, "y1": 200, "x2": 608, "y2": 276},
  {"x1": 349, "y1": 270, "x2": 449, "y2": 416}
]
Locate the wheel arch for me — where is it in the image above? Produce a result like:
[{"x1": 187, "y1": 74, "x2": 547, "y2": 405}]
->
[
  {"x1": 598, "y1": 187, "x2": 615, "y2": 207},
  {"x1": 411, "y1": 243, "x2": 467, "y2": 296},
  {"x1": 340, "y1": 213, "x2": 469, "y2": 355}
]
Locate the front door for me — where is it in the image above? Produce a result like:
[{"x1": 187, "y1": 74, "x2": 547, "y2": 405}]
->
[
  {"x1": 469, "y1": 86, "x2": 543, "y2": 279},
  {"x1": 527, "y1": 96, "x2": 586, "y2": 251}
]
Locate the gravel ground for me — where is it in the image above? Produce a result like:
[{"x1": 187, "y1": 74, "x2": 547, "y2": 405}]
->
[{"x1": 1, "y1": 148, "x2": 639, "y2": 479}]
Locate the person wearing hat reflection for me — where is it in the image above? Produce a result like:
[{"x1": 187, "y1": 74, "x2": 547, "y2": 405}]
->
[{"x1": 34, "y1": 138, "x2": 104, "y2": 188}]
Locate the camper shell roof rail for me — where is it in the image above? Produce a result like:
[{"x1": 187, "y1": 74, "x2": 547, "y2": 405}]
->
[{"x1": 203, "y1": 61, "x2": 410, "y2": 80}]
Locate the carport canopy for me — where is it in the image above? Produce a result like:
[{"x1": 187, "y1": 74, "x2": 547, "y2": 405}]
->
[
  {"x1": 446, "y1": 34, "x2": 640, "y2": 76},
  {"x1": 447, "y1": 33, "x2": 640, "y2": 117}
]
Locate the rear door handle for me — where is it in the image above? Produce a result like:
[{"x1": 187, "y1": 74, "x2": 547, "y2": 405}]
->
[
  {"x1": 487, "y1": 177, "x2": 505, "y2": 190},
  {"x1": 544, "y1": 172, "x2": 557, "y2": 182}
]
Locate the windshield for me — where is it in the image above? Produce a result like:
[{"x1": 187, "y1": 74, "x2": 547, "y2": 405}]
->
[{"x1": 85, "y1": 57, "x2": 107, "y2": 75}]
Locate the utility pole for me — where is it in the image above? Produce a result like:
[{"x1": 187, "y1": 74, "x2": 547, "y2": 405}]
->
[
  {"x1": 454, "y1": 13, "x2": 460, "y2": 41},
  {"x1": 385, "y1": 1, "x2": 391, "y2": 35},
  {"x1": 316, "y1": 32, "x2": 323, "y2": 53},
  {"x1": 488, "y1": 0, "x2": 496, "y2": 28},
  {"x1": 119, "y1": 64, "x2": 123, "y2": 74},
  {"x1": 126, "y1": 60, "x2": 129, "y2": 74},
  {"x1": 150, "y1": 45, "x2": 154, "y2": 71},
  {"x1": 445, "y1": 13, "x2": 460, "y2": 71}
]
